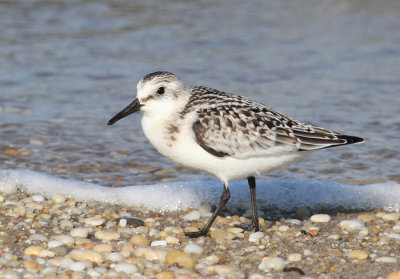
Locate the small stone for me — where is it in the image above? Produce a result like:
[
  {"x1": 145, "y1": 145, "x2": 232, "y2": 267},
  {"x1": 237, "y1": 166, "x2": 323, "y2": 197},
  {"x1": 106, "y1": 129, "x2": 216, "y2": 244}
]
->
[
  {"x1": 310, "y1": 214, "x2": 331, "y2": 223},
  {"x1": 24, "y1": 260, "x2": 38, "y2": 269},
  {"x1": 183, "y1": 243, "x2": 203, "y2": 255},
  {"x1": 165, "y1": 236, "x2": 179, "y2": 245},
  {"x1": 248, "y1": 231, "x2": 265, "y2": 242},
  {"x1": 24, "y1": 246, "x2": 44, "y2": 256},
  {"x1": 32, "y1": 195, "x2": 45, "y2": 202},
  {"x1": 29, "y1": 234, "x2": 48, "y2": 242},
  {"x1": 357, "y1": 214, "x2": 376, "y2": 223},
  {"x1": 287, "y1": 219, "x2": 302, "y2": 225},
  {"x1": 69, "y1": 262, "x2": 86, "y2": 272},
  {"x1": 182, "y1": 211, "x2": 201, "y2": 221},
  {"x1": 278, "y1": 225, "x2": 289, "y2": 232},
  {"x1": 259, "y1": 257, "x2": 285, "y2": 271},
  {"x1": 39, "y1": 249, "x2": 56, "y2": 258},
  {"x1": 48, "y1": 240, "x2": 64, "y2": 249},
  {"x1": 287, "y1": 253, "x2": 302, "y2": 261},
  {"x1": 386, "y1": 271, "x2": 400, "y2": 279},
  {"x1": 347, "y1": 250, "x2": 368, "y2": 260},
  {"x1": 151, "y1": 240, "x2": 168, "y2": 247},
  {"x1": 388, "y1": 233, "x2": 400, "y2": 240},
  {"x1": 328, "y1": 234, "x2": 340, "y2": 240},
  {"x1": 155, "y1": 272, "x2": 176, "y2": 279},
  {"x1": 227, "y1": 227, "x2": 244, "y2": 234},
  {"x1": 70, "y1": 228, "x2": 89, "y2": 238},
  {"x1": 165, "y1": 251, "x2": 196, "y2": 268},
  {"x1": 209, "y1": 265, "x2": 240, "y2": 275},
  {"x1": 95, "y1": 231, "x2": 120, "y2": 241},
  {"x1": 51, "y1": 235, "x2": 75, "y2": 246},
  {"x1": 210, "y1": 229, "x2": 236, "y2": 243},
  {"x1": 303, "y1": 249, "x2": 313, "y2": 256},
  {"x1": 114, "y1": 263, "x2": 138, "y2": 274},
  {"x1": 382, "y1": 213, "x2": 400, "y2": 221},
  {"x1": 93, "y1": 244, "x2": 113, "y2": 254},
  {"x1": 60, "y1": 220, "x2": 73, "y2": 230},
  {"x1": 375, "y1": 256, "x2": 397, "y2": 263},
  {"x1": 133, "y1": 247, "x2": 168, "y2": 262},
  {"x1": 339, "y1": 219, "x2": 366, "y2": 232},
  {"x1": 69, "y1": 249, "x2": 104, "y2": 264},
  {"x1": 393, "y1": 224, "x2": 400, "y2": 232},
  {"x1": 52, "y1": 194, "x2": 66, "y2": 204},
  {"x1": 130, "y1": 235, "x2": 150, "y2": 246},
  {"x1": 105, "y1": 252, "x2": 125, "y2": 262},
  {"x1": 84, "y1": 217, "x2": 105, "y2": 227}
]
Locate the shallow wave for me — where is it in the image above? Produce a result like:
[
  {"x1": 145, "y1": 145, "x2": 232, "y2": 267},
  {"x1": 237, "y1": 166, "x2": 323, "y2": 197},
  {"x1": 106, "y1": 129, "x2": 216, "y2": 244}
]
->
[{"x1": 1, "y1": 169, "x2": 399, "y2": 212}]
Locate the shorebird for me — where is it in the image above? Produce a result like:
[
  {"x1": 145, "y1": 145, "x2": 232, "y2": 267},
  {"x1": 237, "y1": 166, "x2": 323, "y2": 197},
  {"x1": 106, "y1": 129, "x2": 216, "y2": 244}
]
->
[{"x1": 108, "y1": 71, "x2": 363, "y2": 238}]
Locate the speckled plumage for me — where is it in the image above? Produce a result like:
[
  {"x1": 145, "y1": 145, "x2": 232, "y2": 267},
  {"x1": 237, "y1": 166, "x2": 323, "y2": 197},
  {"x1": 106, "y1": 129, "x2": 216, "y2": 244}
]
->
[{"x1": 108, "y1": 71, "x2": 364, "y2": 237}]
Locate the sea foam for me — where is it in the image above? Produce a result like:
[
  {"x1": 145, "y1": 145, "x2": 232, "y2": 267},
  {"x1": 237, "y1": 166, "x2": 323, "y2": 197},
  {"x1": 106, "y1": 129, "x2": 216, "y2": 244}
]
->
[{"x1": 0, "y1": 169, "x2": 399, "y2": 212}]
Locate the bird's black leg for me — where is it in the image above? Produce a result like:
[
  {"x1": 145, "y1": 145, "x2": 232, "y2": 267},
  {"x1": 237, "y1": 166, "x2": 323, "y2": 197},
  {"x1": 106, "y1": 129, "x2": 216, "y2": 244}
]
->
[
  {"x1": 185, "y1": 185, "x2": 230, "y2": 238},
  {"x1": 235, "y1": 176, "x2": 259, "y2": 232}
]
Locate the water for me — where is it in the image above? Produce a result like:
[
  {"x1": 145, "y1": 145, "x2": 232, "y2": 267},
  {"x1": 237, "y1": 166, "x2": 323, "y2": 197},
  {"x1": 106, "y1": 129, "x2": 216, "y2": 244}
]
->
[{"x1": 1, "y1": 0, "x2": 400, "y2": 188}]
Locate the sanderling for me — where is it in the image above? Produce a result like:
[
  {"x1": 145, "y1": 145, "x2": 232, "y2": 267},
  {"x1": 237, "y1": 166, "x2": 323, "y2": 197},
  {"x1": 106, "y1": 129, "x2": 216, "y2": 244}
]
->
[{"x1": 108, "y1": 71, "x2": 364, "y2": 238}]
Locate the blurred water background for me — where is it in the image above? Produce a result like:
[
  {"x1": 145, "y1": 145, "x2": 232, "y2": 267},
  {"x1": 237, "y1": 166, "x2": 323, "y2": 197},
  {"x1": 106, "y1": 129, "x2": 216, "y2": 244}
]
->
[{"x1": 1, "y1": 0, "x2": 399, "y2": 187}]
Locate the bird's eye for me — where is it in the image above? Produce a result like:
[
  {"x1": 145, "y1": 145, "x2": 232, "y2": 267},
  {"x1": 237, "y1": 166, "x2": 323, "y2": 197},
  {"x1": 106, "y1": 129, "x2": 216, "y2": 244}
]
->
[{"x1": 157, "y1": 87, "x2": 165, "y2": 95}]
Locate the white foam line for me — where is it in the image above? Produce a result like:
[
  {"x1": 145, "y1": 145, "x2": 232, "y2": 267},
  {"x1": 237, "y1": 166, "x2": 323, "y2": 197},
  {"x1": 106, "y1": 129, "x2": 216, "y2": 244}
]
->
[{"x1": 0, "y1": 169, "x2": 399, "y2": 212}]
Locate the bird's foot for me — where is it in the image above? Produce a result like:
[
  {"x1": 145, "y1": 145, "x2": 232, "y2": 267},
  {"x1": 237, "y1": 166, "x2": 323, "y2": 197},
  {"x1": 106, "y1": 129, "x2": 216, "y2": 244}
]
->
[
  {"x1": 185, "y1": 229, "x2": 208, "y2": 238},
  {"x1": 235, "y1": 220, "x2": 259, "y2": 232}
]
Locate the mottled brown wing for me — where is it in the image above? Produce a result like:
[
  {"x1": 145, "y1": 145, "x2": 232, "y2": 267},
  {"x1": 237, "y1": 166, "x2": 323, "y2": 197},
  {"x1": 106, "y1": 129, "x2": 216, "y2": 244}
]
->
[{"x1": 192, "y1": 103, "x2": 361, "y2": 159}]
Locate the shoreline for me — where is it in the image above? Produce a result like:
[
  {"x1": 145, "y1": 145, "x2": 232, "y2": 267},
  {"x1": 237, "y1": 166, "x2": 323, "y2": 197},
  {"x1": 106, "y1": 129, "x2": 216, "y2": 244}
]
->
[{"x1": 0, "y1": 189, "x2": 399, "y2": 279}]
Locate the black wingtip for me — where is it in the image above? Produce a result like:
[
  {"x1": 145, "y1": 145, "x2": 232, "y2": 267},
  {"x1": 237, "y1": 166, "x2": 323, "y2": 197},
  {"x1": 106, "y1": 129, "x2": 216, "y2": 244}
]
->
[{"x1": 337, "y1": 135, "x2": 364, "y2": 145}]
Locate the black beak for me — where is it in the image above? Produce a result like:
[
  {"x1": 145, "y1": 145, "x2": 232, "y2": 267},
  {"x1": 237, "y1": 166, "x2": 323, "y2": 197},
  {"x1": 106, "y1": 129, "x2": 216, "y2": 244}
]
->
[{"x1": 108, "y1": 98, "x2": 142, "y2": 125}]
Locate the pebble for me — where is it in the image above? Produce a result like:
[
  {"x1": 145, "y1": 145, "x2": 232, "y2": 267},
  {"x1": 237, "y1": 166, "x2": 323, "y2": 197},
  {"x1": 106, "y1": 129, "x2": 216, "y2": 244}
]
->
[
  {"x1": 165, "y1": 236, "x2": 179, "y2": 245},
  {"x1": 114, "y1": 263, "x2": 138, "y2": 273},
  {"x1": 24, "y1": 246, "x2": 44, "y2": 256},
  {"x1": 375, "y1": 257, "x2": 397, "y2": 263},
  {"x1": 32, "y1": 195, "x2": 45, "y2": 202},
  {"x1": 386, "y1": 271, "x2": 400, "y2": 279},
  {"x1": 95, "y1": 230, "x2": 120, "y2": 241},
  {"x1": 310, "y1": 214, "x2": 331, "y2": 223},
  {"x1": 93, "y1": 244, "x2": 113, "y2": 254},
  {"x1": 69, "y1": 250, "x2": 104, "y2": 264},
  {"x1": 130, "y1": 235, "x2": 150, "y2": 246},
  {"x1": 287, "y1": 253, "x2": 302, "y2": 261},
  {"x1": 347, "y1": 250, "x2": 368, "y2": 260},
  {"x1": 248, "y1": 231, "x2": 265, "y2": 242},
  {"x1": 151, "y1": 240, "x2": 168, "y2": 247},
  {"x1": 84, "y1": 217, "x2": 105, "y2": 227},
  {"x1": 339, "y1": 219, "x2": 366, "y2": 232},
  {"x1": 357, "y1": 214, "x2": 376, "y2": 223},
  {"x1": 105, "y1": 252, "x2": 125, "y2": 262},
  {"x1": 52, "y1": 194, "x2": 66, "y2": 204},
  {"x1": 382, "y1": 213, "x2": 400, "y2": 221},
  {"x1": 259, "y1": 257, "x2": 285, "y2": 271},
  {"x1": 29, "y1": 234, "x2": 48, "y2": 241},
  {"x1": 165, "y1": 251, "x2": 196, "y2": 268},
  {"x1": 133, "y1": 247, "x2": 168, "y2": 262},
  {"x1": 69, "y1": 262, "x2": 86, "y2": 272},
  {"x1": 70, "y1": 228, "x2": 89, "y2": 238},
  {"x1": 48, "y1": 240, "x2": 64, "y2": 249},
  {"x1": 51, "y1": 235, "x2": 75, "y2": 246},
  {"x1": 183, "y1": 243, "x2": 203, "y2": 255},
  {"x1": 209, "y1": 265, "x2": 241, "y2": 275},
  {"x1": 182, "y1": 210, "x2": 201, "y2": 221},
  {"x1": 155, "y1": 272, "x2": 176, "y2": 279},
  {"x1": 210, "y1": 229, "x2": 236, "y2": 243}
]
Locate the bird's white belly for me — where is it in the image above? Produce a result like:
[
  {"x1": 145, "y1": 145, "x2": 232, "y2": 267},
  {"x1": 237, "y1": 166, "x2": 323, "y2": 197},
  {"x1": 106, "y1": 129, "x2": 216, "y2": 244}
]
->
[{"x1": 141, "y1": 115, "x2": 309, "y2": 185}]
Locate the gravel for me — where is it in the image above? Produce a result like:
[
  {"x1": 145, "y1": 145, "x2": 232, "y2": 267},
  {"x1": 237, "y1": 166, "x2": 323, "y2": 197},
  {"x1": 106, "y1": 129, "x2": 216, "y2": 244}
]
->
[{"x1": 0, "y1": 190, "x2": 399, "y2": 278}]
